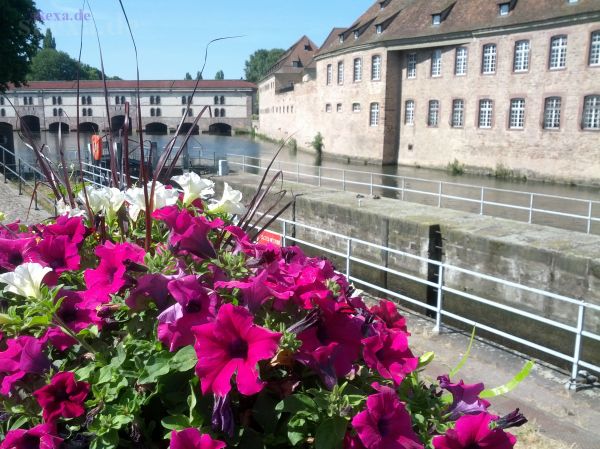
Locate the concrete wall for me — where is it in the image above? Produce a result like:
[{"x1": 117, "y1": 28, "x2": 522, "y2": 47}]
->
[{"x1": 218, "y1": 173, "x2": 600, "y2": 370}]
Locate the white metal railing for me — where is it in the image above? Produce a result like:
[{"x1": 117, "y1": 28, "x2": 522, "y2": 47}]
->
[
  {"x1": 259, "y1": 216, "x2": 600, "y2": 385},
  {"x1": 224, "y1": 155, "x2": 600, "y2": 235}
]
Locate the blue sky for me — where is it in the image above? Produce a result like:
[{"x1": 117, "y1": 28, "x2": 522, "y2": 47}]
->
[{"x1": 35, "y1": 0, "x2": 371, "y2": 80}]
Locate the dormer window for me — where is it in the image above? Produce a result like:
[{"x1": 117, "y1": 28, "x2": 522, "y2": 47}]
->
[
  {"x1": 376, "y1": 24, "x2": 383, "y2": 34},
  {"x1": 339, "y1": 35, "x2": 344, "y2": 44},
  {"x1": 567, "y1": 0, "x2": 578, "y2": 3},
  {"x1": 379, "y1": 0, "x2": 391, "y2": 9},
  {"x1": 354, "y1": 30, "x2": 359, "y2": 39},
  {"x1": 499, "y1": 3, "x2": 510, "y2": 15},
  {"x1": 432, "y1": 14, "x2": 441, "y2": 25},
  {"x1": 304, "y1": 44, "x2": 312, "y2": 51}
]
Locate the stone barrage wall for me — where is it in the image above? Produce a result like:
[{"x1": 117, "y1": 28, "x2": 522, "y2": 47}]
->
[
  {"x1": 217, "y1": 174, "x2": 600, "y2": 370},
  {"x1": 397, "y1": 22, "x2": 600, "y2": 184}
]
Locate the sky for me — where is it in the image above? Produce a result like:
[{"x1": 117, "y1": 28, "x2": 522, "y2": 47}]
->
[{"x1": 34, "y1": 0, "x2": 372, "y2": 80}]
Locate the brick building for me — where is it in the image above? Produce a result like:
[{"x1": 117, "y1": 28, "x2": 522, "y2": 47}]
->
[{"x1": 258, "y1": 0, "x2": 600, "y2": 184}]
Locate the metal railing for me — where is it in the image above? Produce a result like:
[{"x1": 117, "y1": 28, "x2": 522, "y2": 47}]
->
[
  {"x1": 224, "y1": 155, "x2": 600, "y2": 235},
  {"x1": 261, "y1": 216, "x2": 600, "y2": 384}
]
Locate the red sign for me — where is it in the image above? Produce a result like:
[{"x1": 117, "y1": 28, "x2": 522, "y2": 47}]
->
[{"x1": 256, "y1": 230, "x2": 282, "y2": 247}]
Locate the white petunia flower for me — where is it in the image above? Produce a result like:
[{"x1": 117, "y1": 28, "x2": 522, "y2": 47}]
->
[
  {"x1": 171, "y1": 171, "x2": 215, "y2": 205},
  {"x1": 124, "y1": 182, "x2": 179, "y2": 221},
  {"x1": 208, "y1": 183, "x2": 246, "y2": 215},
  {"x1": 56, "y1": 199, "x2": 85, "y2": 217},
  {"x1": 78, "y1": 186, "x2": 125, "y2": 223},
  {"x1": 0, "y1": 263, "x2": 53, "y2": 299}
]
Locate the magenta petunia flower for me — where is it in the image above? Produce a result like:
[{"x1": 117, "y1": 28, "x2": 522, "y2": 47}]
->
[
  {"x1": 41, "y1": 215, "x2": 87, "y2": 245},
  {"x1": 42, "y1": 327, "x2": 77, "y2": 351},
  {"x1": 55, "y1": 290, "x2": 103, "y2": 333},
  {"x1": 33, "y1": 371, "x2": 90, "y2": 423},
  {"x1": 169, "y1": 429, "x2": 226, "y2": 449},
  {"x1": 437, "y1": 375, "x2": 490, "y2": 420},
  {"x1": 215, "y1": 270, "x2": 292, "y2": 312},
  {"x1": 83, "y1": 241, "x2": 145, "y2": 303},
  {"x1": 192, "y1": 303, "x2": 281, "y2": 396},
  {"x1": 0, "y1": 237, "x2": 38, "y2": 273},
  {"x1": 352, "y1": 384, "x2": 423, "y2": 449},
  {"x1": 362, "y1": 324, "x2": 418, "y2": 385},
  {"x1": 34, "y1": 235, "x2": 80, "y2": 276},
  {"x1": 369, "y1": 300, "x2": 408, "y2": 333},
  {"x1": 125, "y1": 273, "x2": 172, "y2": 311},
  {"x1": 0, "y1": 423, "x2": 63, "y2": 449},
  {"x1": 0, "y1": 336, "x2": 50, "y2": 396},
  {"x1": 432, "y1": 412, "x2": 516, "y2": 449}
]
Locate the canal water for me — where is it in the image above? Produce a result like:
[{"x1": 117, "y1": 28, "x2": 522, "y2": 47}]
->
[{"x1": 8, "y1": 130, "x2": 600, "y2": 233}]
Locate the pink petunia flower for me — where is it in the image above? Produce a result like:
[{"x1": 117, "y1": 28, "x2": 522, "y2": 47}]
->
[
  {"x1": 83, "y1": 241, "x2": 145, "y2": 303},
  {"x1": 42, "y1": 327, "x2": 77, "y2": 352},
  {"x1": 192, "y1": 303, "x2": 281, "y2": 396},
  {"x1": 437, "y1": 375, "x2": 490, "y2": 420},
  {"x1": 351, "y1": 384, "x2": 423, "y2": 449},
  {"x1": 0, "y1": 237, "x2": 38, "y2": 273},
  {"x1": 0, "y1": 423, "x2": 63, "y2": 449},
  {"x1": 169, "y1": 429, "x2": 226, "y2": 449},
  {"x1": 369, "y1": 300, "x2": 408, "y2": 333},
  {"x1": 362, "y1": 324, "x2": 418, "y2": 385},
  {"x1": 34, "y1": 235, "x2": 80, "y2": 283},
  {"x1": 55, "y1": 290, "x2": 103, "y2": 333},
  {"x1": 125, "y1": 273, "x2": 172, "y2": 311},
  {"x1": 0, "y1": 336, "x2": 50, "y2": 396},
  {"x1": 41, "y1": 215, "x2": 87, "y2": 245},
  {"x1": 432, "y1": 412, "x2": 516, "y2": 449},
  {"x1": 33, "y1": 371, "x2": 90, "y2": 423}
]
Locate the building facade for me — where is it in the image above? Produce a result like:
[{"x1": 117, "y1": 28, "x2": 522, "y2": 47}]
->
[
  {"x1": 1, "y1": 80, "x2": 256, "y2": 136},
  {"x1": 258, "y1": 0, "x2": 600, "y2": 184}
]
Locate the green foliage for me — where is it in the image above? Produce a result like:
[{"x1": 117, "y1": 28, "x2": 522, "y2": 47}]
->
[
  {"x1": 494, "y1": 163, "x2": 527, "y2": 181},
  {"x1": 0, "y1": 0, "x2": 42, "y2": 91},
  {"x1": 244, "y1": 48, "x2": 286, "y2": 83},
  {"x1": 196, "y1": 71, "x2": 203, "y2": 80},
  {"x1": 447, "y1": 159, "x2": 465, "y2": 176},
  {"x1": 27, "y1": 48, "x2": 109, "y2": 81},
  {"x1": 311, "y1": 132, "x2": 324, "y2": 153},
  {"x1": 42, "y1": 28, "x2": 56, "y2": 49},
  {"x1": 184, "y1": 72, "x2": 192, "y2": 80},
  {"x1": 215, "y1": 70, "x2": 225, "y2": 80}
]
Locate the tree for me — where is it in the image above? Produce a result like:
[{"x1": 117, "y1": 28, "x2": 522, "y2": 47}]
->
[
  {"x1": 0, "y1": 0, "x2": 42, "y2": 91},
  {"x1": 43, "y1": 28, "x2": 56, "y2": 49},
  {"x1": 215, "y1": 70, "x2": 224, "y2": 80},
  {"x1": 196, "y1": 71, "x2": 203, "y2": 80},
  {"x1": 184, "y1": 72, "x2": 192, "y2": 80},
  {"x1": 28, "y1": 48, "x2": 80, "y2": 80},
  {"x1": 244, "y1": 48, "x2": 285, "y2": 83}
]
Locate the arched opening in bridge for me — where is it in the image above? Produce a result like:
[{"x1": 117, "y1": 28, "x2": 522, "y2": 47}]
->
[
  {"x1": 48, "y1": 122, "x2": 70, "y2": 134},
  {"x1": 145, "y1": 122, "x2": 168, "y2": 135},
  {"x1": 0, "y1": 123, "x2": 15, "y2": 166},
  {"x1": 111, "y1": 115, "x2": 132, "y2": 134},
  {"x1": 179, "y1": 123, "x2": 199, "y2": 135},
  {"x1": 20, "y1": 115, "x2": 40, "y2": 133},
  {"x1": 208, "y1": 123, "x2": 232, "y2": 136},
  {"x1": 78, "y1": 122, "x2": 99, "y2": 133}
]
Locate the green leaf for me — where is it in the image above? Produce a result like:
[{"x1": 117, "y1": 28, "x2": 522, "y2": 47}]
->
[
  {"x1": 418, "y1": 351, "x2": 435, "y2": 368},
  {"x1": 288, "y1": 431, "x2": 305, "y2": 446},
  {"x1": 480, "y1": 360, "x2": 535, "y2": 398},
  {"x1": 97, "y1": 365, "x2": 113, "y2": 384},
  {"x1": 138, "y1": 352, "x2": 171, "y2": 384},
  {"x1": 276, "y1": 394, "x2": 318, "y2": 414},
  {"x1": 9, "y1": 416, "x2": 29, "y2": 430},
  {"x1": 170, "y1": 345, "x2": 197, "y2": 372},
  {"x1": 315, "y1": 416, "x2": 348, "y2": 449},
  {"x1": 161, "y1": 415, "x2": 190, "y2": 431},
  {"x1": 449, "y1": 327, "x2": 476, "y2": 378}
]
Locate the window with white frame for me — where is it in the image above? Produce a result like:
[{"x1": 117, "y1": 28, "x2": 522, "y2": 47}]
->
[
  {"x1": 509, "y1": 98, "x2": 525, "y2": 129},
  {"x1": 431, "y1": 49, "x2": 442, "y2": 77},
  {"x1": 589, "y1": 31, "x2": 600, "y2": 66},
  {"x1": 404, "y1": 100, "x2": 415, "y2": 125},
  {"x1": 513, "y1": 40, "x2": 530, "y2": 72},
  {"x1": 337, "y1": 61, "x2": 344, "y2": 84},
  {"x1": 372, "y1": 55, "x2": 382, "y2": 80},
  {"x1": 482, "y1": 44, "x2": 497, "y2": 74},
  {"x1": 583, "y1": 95, "x2": 600, "y2": 130},
  {"x1": 352, "y1": 103, "x2": 361, "y2": 112},
  {"x1": 376, "y1": 24, "x2": 383, "y2": 34},
  {"x1": 336, "y1": 103, "x2": 342, "y2": 112},
  {"x1": 432, "y1": 14, "x2": 441, "y2": 25},
  {"x1": 543, "y1": 97, "x2": 561, "y2": 129},
  {"x1": 407, "y1": 53, "x2": 417, "y2": 78},
  {"x1": 428, "y1": 100, "x2": 439, "y2": 127},
  {"x1": 549, "y1": 35, "x2": 567, "y2": 69},
  {"x1": 499, "y1": 3, "x2": 510, "y2": 16},
  {"x1": 326, "y1": 64, "x2": 332, "y2": 85},
  {"x1": 325, "y1": 103, "x2": 332, "y2": 113},
  {"x1": 370, "y1": 103, "x2": 380, "y2": 126},
  {"x1": 452, "y1": 99, "x2": 464, "y2": 127},
  {"x1": 455, "y1": 47, "x2": 467, "y2": 75},
  {"x1": 478, "y1": 99, "x2": 493, "y2": 128},
  {"x1": 353, "y1": 58, "x2": 362, "y2": 82}
]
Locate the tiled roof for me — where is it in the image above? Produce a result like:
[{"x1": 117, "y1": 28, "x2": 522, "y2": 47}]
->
[
  {"x1": 8, "y1": 80, "x2": 257, "y2": 91},
  {"x1": 264, "y1": 35, "x2": 319, "y2": 78},
  {"x1": 317, "y1": 0, "x2": 600, "y2": 56}
]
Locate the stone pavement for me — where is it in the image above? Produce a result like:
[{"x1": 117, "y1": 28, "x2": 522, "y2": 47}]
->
[
  {"x1": 401, "y1": 307, "x2": 600, "y2": 449},
  {"x1": 0, "y1": 180, "x2": 50, "y2": 225}
]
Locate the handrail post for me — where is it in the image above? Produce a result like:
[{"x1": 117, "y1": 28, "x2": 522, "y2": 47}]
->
[
  {"x1": 480, "y1": 187, "x2": 484, "y2": 215},
  {"x1": 281, "y1": 220, "x2": 287, "y2": 247},
  {"x1": 401, "y1": 178, "x2": 405, "y2": 201},
  {"x1": 346, "y1": 239, "x2": 352, "y2": 278},
  {"x1": 318, "y1": 166, "x2": 321, "y2": 187},
  {"x1": 370, "y1": 172, "x2": 374, "y2": 196},
  {"x1": 34, "y1": 171, "x2": 39, "y2": 210},
  {"x1": 528, "y1": 193, "x2": 534, "y2": 224},
  {"x1": 567, "y1": 303, "x2": 586, "y2": 390},
  {"x1": 296, "y1": 163, "x2": 299, "y2": 183},
  {"x1": 18, "y1": 160, "x2": 22, "y2": 195},
  {"x1": 587, "y1": 201, "x2": 592, "y2": 234},
  {"x1": 242, "y1": 155, "x2": 246, "y2": 174},
  {"x1": 433, "y1": 262, "x2": 444, "y2": 334},
  {"x1": 438, "y1": 181, "x2": 442, "y2": 207},
  {"x1": 342, "y1": 170, "x2": 346, "y2": 191},
  {"x1": 2, "y1": 148, "x2": 6, "y2": 183}
]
